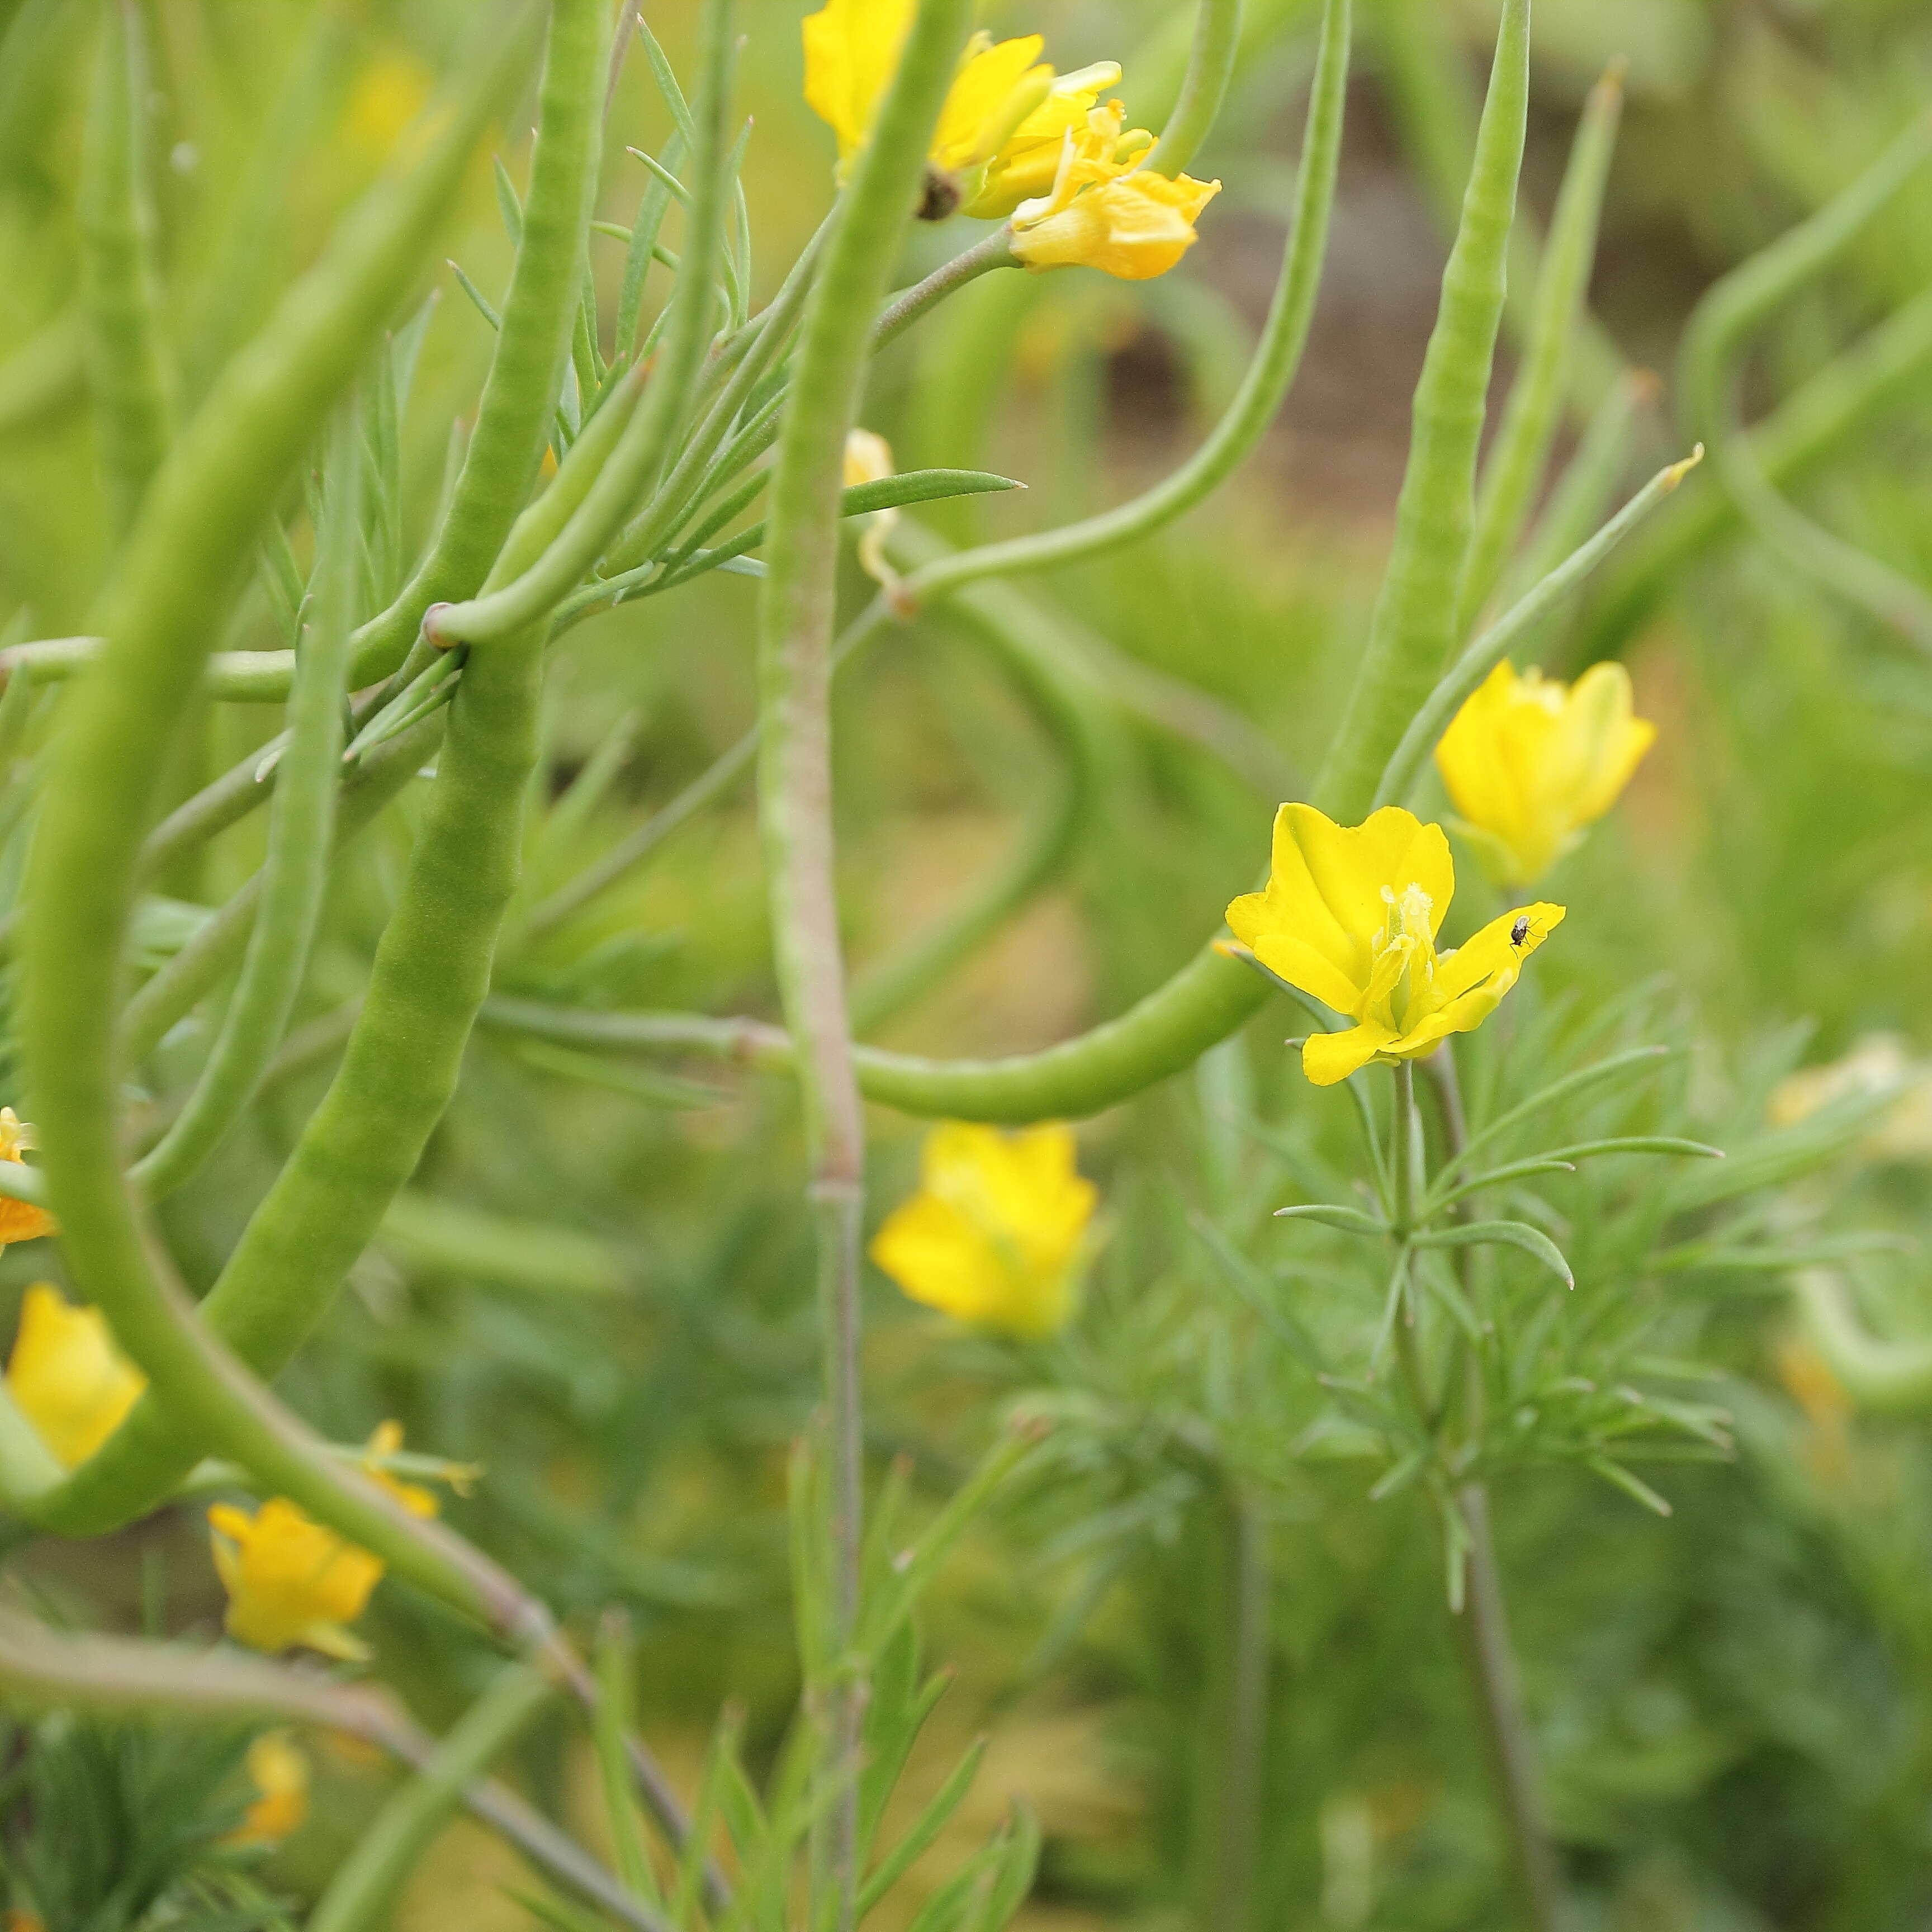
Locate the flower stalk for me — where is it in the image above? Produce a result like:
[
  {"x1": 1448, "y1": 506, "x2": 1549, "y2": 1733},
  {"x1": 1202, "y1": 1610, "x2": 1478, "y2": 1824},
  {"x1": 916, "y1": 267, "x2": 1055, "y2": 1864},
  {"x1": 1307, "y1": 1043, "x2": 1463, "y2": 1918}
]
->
[{"x1": 754, "y1": 0, "x2": 974, "y2": 1914}]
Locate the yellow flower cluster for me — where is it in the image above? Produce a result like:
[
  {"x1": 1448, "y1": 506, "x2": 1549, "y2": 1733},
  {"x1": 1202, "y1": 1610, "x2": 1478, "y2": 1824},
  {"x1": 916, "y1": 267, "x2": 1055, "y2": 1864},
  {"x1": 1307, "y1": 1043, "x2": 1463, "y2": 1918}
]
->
[
  {"x1": 872, "y1": 1121, "x2": 1096, "y2": 1339},
  {"x1": 209, "y1": 1423, "x2": 441, "y2": 1660},
  {"x1": 801, "y1": 1, "x2": 1216, "y2": 277},
  {"x1": 1227, "y1": 804, "x2": 1564, "y2": 1087},
  {"x1": 0, "y1": 1108, "x2": 56, "y2": 1250}
]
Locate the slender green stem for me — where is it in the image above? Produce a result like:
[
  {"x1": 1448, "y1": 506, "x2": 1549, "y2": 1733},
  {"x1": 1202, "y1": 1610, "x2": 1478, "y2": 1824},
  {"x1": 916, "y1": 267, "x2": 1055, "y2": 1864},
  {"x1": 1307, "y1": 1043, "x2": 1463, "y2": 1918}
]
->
[
  {"x1": 78, "y1": 0, "x2": 173, "y2": 536},
  {"x1": 756, "y1": 0, "x2": 971, "y2": 1919},
  {"x1": 1679, "y1": 112, "x2": 1932, "y2": 651},
  {"x1": 306, "y1": 1665, "x2": 557, "y2": 1932},
  {"x1": 1456, "y1": 1483, "x2": 1564, "y2": 1931},
  {"x1": 1211, "y1": 1484, "x2": 1271, "y2": 1932},
  {"x1": 1458, "y1": 61, "x2": 1624, "y2": 636},
  {"x1": 1149, "y1": 0, "x2": 1245, "y2": 177},
  {"x1": 1317, "y1": 0, "x2": 1529, "y2": 822},
  {"x1": 898, "y1": 0, "x2": 1349, "y2": 609},
  {"x1": 1374, "y1": 450, "x2": 1702, "y2": 811},
  {"x1": 134, "y1": 411, "x2": 361, "y2": 1198}
]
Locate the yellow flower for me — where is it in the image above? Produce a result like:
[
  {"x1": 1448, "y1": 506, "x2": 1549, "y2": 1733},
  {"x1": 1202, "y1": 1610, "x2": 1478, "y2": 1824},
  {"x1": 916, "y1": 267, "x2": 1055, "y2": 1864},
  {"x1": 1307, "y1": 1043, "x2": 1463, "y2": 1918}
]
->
[
  {"x1": 341, "y1": 54, "x2": 433, "y2": 161},
  {"x1": 801, "y1": 0, "x2": 1129, "y2": 217},
  {"x1": 209, "y1": 1424, "x2": 440, "y2": 1659},
  {"x1": 1009, "y1": 102, "x2": 1219, "y2": 281},
  {"x1": 872, "y1": 1123, "x2": 1097, "y2": 1339},
  {"x1": 1225, "y1": 804, "x2": 1564, "y2": 1087},
  {"x1": 4, "y1": 1284, "x2": 145, "y2": 1469},
  {"x1": 844, "y1": 427, "x2": 899, "y2": 587},
  {"x1": 1769, "y1": 1033, "x2": 1932, "y2": 1162},
  {"x1": 228, "y1": 1731, "x2": 310, "y2": 1847},
  {"x1": 0, "y1": 1109, "x2": 56, "y2": 1249},
  {"x1": 1433, "y1": 660, "x2": 1655, "y2": 886}
]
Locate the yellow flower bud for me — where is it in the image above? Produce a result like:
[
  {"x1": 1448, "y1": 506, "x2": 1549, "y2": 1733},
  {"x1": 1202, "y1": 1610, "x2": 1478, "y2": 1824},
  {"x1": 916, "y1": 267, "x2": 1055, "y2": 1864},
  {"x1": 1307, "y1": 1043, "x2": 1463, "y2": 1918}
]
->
[
  {"x1": 1009, "y1": 103, "x2": 1219, "y2": 282},
  {"x1": 1225, "y1": 804, "x2": 1563, "y2": 1086},
  {"x1": 4, "y1": 1284, "x2": 145, "y2": 1468},
  {"x1": 843, "y1": 427, "x2": 899, "y2": 588},
  {"x1": 229, "y1": 1730, "x2": 310, "y2": 1847},
  {"x1": 1433, "y1": 660, "x2": 1655, "y2": 886},
  {"x1": 871, "y1": 1123, "x2": 1097, "y2": 1339}
]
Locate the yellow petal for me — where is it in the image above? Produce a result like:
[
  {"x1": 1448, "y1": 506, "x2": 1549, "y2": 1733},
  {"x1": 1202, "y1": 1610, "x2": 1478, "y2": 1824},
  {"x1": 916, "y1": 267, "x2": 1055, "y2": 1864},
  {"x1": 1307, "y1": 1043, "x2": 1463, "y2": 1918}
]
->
[
  {"x1": 1303, "y1": 1021, "x2": 1398, "y2": 1087},
  {"x1": 934, "y1": 35, "x2": 1046, "y2": 172},
  {"x1": 4, "y1": 1284, "x2": 145, "y2": 1468},
  {"x1": 802, "y1": 0, "x2": 913, "y2": 161}
]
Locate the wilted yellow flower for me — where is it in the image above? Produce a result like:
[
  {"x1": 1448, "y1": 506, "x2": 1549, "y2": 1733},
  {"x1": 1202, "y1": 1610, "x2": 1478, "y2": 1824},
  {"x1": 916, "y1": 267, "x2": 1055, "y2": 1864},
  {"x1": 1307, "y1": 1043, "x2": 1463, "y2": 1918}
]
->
[
  {"x1": 0, "y1": 1109, "x2": 55, "y2": 1249},
  {"x1": 801, "y1": 0, "x2": 1129, "y2": 218},
  {"x1": 1225, "y1": 804, "x2": 1564, "y2": 1087},
  {"x1": 1010, "y1": 102, "x2": 1219, "y2": 281},
  {"x1": 229, "y1": 1731, "x2": 310, "y2": 1846},
  {"x1": 844, "y1": 427, "x2": 899, "y2": 587},
  {"x1": 872, "y1": 1123, "x2": 1097, "y2": 1338},
  {"x1": 4, "y1": 1284, "x2": 145, "y2": 1468},
  {"x1": 1770, "y1": 1033, "x2": 1932, "y2": 1162},
  {"x1": 209, "y1": 1424, "x2": 439, "y2": 1659},
  {"x1": 1433, "y1": 660, "x2": 1655, "y2": 886}
]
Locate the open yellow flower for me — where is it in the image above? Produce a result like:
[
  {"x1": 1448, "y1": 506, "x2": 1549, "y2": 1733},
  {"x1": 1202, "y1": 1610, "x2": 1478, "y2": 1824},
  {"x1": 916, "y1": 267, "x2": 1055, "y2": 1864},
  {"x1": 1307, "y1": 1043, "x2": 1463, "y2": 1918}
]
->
[
  {"x1": 1010, "y1": 102, "x2": 1219, "y2": 281},
  {"x1": 209, "y1": 1424, "x2": 441, "y2": 1659},
  {"x1": 228, "y1": 1731, "x2": 310, "y2": 1846},
  {"x1": 0, "y1": 1109, "x2": 56, "y2": 1249},
  {"x1": 1433, "y1": 660, "x2": 1655, "y2": 886},
  {"x1": 4, "y1": 1284, "x2": 145, "y2": 1468},
  {"x1": 801, "y1": 0, "x2": 1128, "y2": 218},
  {"x1": 1225, "y1": 804, "x2": 1564, "y2": 1087},
  {"x1": 872, "y1": 1123, "x2": 1096, "y2": 1339}
]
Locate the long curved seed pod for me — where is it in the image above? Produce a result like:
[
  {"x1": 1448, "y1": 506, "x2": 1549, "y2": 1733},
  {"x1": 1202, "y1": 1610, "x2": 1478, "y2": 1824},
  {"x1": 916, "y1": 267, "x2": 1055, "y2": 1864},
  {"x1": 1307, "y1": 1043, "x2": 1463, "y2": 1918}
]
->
[
  {"x1": 1316, "y1": 0, "x2": 1528, "y2": 822},
  {"x1": 116, "y1": 716, "x2": 441, "y2": 1069},
  {"x1": 347, "y1": 0, "x2": 614, "y2": 686},
  {"x1": 78, "y1": 0, "x2": 174, "y2": 534},
  {"x1": 16, "y1": 16, "x2": 546, "y2": 1626},
  {"x1": 1374, "y1": 451, "x2": 1702, "y2": 811},
  {"x1": 1371, "y1": 0, "x2": 1622, "y2": 413},
  {"x1": 132, "y1": 414, "x2": 363, "y2": 1197},
  {"x1": 1680, "y1": 112, "x2": 1932, "y2": 652},
  {"x1": 897, "y1": 0, "x2": 1349, "y2": 608},
  {"x1": 428, "y1": 27, "x2": 731, "y2": 648},
  {"x1": 306, "y1": 1666, "x2": 557, "y2": 1932},
  {"x1": 1456, "y1": 60, "x2": 1623, "y2": 637},
  {"x1": 1147, "y1": 0, "x2": 1246, "y2": 178}
]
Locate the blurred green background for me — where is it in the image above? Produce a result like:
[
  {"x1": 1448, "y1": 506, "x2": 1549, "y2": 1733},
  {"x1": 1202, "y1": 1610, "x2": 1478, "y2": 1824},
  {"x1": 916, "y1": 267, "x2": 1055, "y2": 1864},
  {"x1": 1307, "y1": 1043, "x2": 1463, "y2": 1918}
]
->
[{"x1": 6, "y1": 0, "x2": 1932, "y2": 1926}]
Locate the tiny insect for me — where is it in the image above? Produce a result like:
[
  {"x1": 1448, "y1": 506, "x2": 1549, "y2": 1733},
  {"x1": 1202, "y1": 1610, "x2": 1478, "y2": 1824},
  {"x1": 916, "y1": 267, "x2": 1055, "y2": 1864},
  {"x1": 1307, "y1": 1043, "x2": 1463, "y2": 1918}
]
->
[{"x1": 1510, "y1": 915, "x2": 1531, "y2": 948}]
